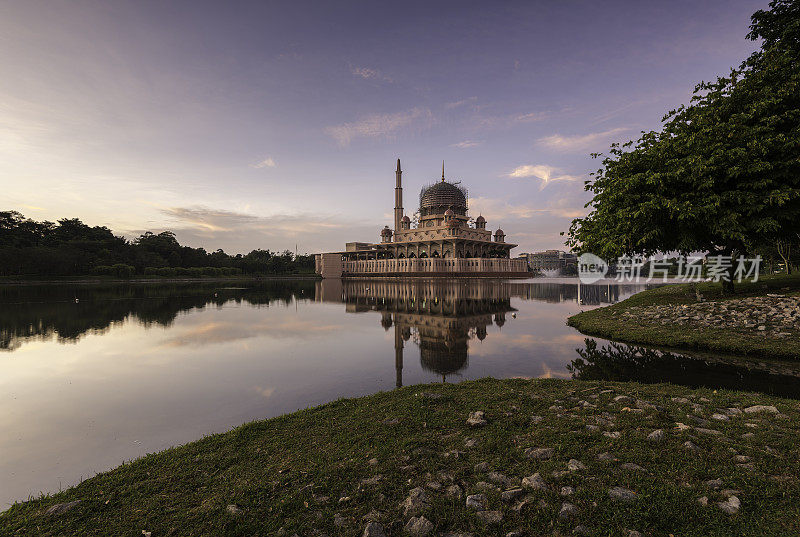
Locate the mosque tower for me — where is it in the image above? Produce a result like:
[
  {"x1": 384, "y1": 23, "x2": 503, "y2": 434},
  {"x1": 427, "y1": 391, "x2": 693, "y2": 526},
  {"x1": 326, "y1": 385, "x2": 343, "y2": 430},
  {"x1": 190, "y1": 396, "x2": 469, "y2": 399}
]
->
[{"x1": 394, "y1": 159, "x2": 403, "y2": 235}]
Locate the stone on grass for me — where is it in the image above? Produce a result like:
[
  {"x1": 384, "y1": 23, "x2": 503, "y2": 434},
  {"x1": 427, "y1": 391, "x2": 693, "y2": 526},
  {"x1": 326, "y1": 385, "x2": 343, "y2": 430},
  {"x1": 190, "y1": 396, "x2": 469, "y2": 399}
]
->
[
  {"x1": 704, "y1": 479, "x2": 723, "y2": 489},
  {"x1": 44, "y1": 501, "x2": 81, "y2": 516},
  {"x1": 476, "y1": 510, "x2": 503, "y2": 524},
  {"x1": 474, "y1": 462, "x2": 489, "y2": 473},
  {"x1": 647, "y1": 429, "x2": 665, "y2": 442},
  {"x1": 626, "y1": 531, "x2": 643, "y2": 537},
  {"x1": 466, "y1": 494, "x2": 487, "y2": 511},
  {"x1": 404, "y1": 516, "x2": 434, "y2": 536},
  {"x1": 445, "y1": 484, "x2": 464, "y2": 499},
  {"x1": 466, "y1": 411, "x2": 488, "y2": 427},
  {"x1": 464, "y1": 438, "x2": 478, "y2": 448},
  {"x1": 614, "y1": 395, "x2": 633, "y2": 403},
  {"x1": 620, "y1": 463, "x2": 645, "y2": 472},
  {"x1": 488, "y1": 471, "x2": 509, "y2": 485},
  {"x1": 603, "y1": 431, "x2": 621, "y2": 439},
  {"x1": 744, "y1": 405, "x2": 778, "y2": 414},
  {"x1": 683, "y1": 441, "x2": 701, "y2": 452},
  {"x1": 559, "y1": 502, "x2": 578, "y2": 518},
  {"x1": 560, "y1": 486, "x2": 575, "y2": 496},
  {"x1": 362, "y1": 510, "x2": 382, "y2": 522},
  {"x1": 567, "y1": 459, "x2": 586, "y2": 471},
  {"x1": 401, "y1": 487, "x2": 430, "y2": 516},
  {"x1": 522, "y1": 472, "x2": 547, "y2": 490},
  {"x1": 501, "y1": 488, "x2": 524, "y2": 502},
  {"x1": 711, "y1": 413, "x2": 729, "y2": 421},
  {"x1": 226, "y1": 504, "x2": 242, "y2": 515},
  {"x1": 717, "y1": 495, "x2": 741, "y2": 514},
  {"x1": 524, "y1": 447, "x2": 554, "y2": 460},
  {"x1": 609, "y1": 487, "x2": 637, "y2": 502},
  {"x1": 334, "y1": 514, "x2": 348, "y2": 527},
  {"x1": 362, "y1": 522, "x2": 386, "y2": 537},
  {"x1": 597, "y1": 452, "x2": 615, "y2": 462},
  {"x1": 360, "y1": 475, "x2": 382, "y2": 487},
  {"x1": 695, "y1": 427, "x2": 722, "y2": 436},
  {"x1": 697, "y1": 496, "x2": 709, "y2": 506},
  {"x1": 368, "y1": 457, "x2": 379, "y2": 466},
  {"x1": 734, "y1": 455, "x2": 751, "y2": 463}
]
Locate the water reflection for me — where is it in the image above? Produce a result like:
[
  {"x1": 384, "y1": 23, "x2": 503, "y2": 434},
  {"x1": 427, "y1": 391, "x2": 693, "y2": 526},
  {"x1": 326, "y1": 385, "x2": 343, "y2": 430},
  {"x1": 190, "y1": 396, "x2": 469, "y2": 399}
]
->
[
  {"x1": 570, "y1": 339, "x2": 800, "y2": 399},
  {"x1": 1, "y1": 279, "x2": 799, "y2": 508}
]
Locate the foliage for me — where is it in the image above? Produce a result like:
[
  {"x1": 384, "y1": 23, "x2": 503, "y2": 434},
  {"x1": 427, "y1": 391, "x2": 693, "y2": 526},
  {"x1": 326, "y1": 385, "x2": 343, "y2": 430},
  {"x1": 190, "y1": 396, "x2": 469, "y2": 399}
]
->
[
  {"x1": 566, "y1": 0, "x2": 800, "y2": 288},
  {"x1": 0, "y1": 210, "x2": 316, "y2": 278}
]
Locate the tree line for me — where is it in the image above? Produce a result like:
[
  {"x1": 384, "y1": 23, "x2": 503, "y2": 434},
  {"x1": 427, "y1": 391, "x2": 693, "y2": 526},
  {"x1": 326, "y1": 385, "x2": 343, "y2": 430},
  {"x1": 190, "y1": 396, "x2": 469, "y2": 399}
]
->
[{"x1": 0, "y1": 211, "x2": 315, "y2": 278}]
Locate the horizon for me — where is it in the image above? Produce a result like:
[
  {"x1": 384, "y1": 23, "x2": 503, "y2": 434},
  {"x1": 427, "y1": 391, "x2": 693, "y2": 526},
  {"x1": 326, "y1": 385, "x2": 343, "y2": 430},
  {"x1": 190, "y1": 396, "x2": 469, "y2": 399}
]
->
[{"x1": 1, "y1": 0, "x2": 765, "y2": 255}]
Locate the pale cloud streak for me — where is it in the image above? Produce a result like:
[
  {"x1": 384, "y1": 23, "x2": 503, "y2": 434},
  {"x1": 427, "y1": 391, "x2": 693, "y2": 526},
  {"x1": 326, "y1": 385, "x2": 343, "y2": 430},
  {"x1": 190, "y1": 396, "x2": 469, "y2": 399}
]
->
[
  {"x1": 537, "y1": 127, "x2": 628, "y2": 152},
  {"x1": 325, "y1": 107, "x2": 433, "y2": 147},
  {"x1": 350, "y1": 66, "x2": 393, "y2": 82},
  {"x1": 506, "y1": 164, "x2": 581, "y2": 189},
  {"x1": 252, "y1": 157, "x2": 276, "y2": 168},
  {"x1": 444, "y1": 96, "x2": 477, "y2": 109},
  {"x1": 450, "y1": 140, "x2": 482, "y2": 148}
]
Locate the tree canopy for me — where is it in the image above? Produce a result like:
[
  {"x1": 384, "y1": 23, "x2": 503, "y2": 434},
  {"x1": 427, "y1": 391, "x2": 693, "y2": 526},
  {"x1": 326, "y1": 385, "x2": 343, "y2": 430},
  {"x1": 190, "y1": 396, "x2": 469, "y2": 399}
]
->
[{"x1": 566, "y1": 0, "x2": 800, "y2": 277}]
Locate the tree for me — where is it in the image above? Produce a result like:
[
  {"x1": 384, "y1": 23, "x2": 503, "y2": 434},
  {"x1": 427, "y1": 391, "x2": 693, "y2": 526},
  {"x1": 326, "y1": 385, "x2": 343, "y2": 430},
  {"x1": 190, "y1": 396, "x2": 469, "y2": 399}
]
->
[{"x1": 566, "y1": 0, "x2": 800, "y2": 292}]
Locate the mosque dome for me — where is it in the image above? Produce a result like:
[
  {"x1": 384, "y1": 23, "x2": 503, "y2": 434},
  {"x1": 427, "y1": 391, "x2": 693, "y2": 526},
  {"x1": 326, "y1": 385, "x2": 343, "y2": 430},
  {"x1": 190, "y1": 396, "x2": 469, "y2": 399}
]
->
[
  {"x1": 419, "y1": 181, "x2": 467, "y2": 215},
  {"x1": 495, "y1": 228, "x2": 504, "y2": 235},
  {"x1": 444, "y1": 208, "x2": 454, "y2": 216},
  {"x1": 475, "y1": 215, "x2": 486, "y2": 223},
  {"x1": 401, "y1": 215, "x2": 411, "y2": 222}
]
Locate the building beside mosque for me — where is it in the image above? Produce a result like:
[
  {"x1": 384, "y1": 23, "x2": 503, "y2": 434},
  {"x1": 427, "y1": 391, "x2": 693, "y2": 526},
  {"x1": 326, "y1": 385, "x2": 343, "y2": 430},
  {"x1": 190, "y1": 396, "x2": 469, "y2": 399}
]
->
[{"x1": 315, "y1": 160, "x2": 529, "y2": 278}]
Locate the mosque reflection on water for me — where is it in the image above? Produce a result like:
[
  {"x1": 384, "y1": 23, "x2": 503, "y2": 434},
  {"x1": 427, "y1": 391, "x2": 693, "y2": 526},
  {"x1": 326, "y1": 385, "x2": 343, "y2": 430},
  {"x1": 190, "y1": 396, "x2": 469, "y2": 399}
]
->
[{"x1": 316, "y1": 279, "x2": 623, "y2": 385}]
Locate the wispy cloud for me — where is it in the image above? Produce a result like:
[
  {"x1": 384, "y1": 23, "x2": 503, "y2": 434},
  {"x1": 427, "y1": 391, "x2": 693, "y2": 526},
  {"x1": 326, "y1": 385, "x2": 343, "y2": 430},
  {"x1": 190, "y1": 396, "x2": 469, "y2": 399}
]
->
[
  {"x1": 325, "y1": 107, "x2": 432, "y2": 147},
  {"x1": 506, "y1": 164, "x2": 581, "y2": 189},
  {"x1": 470, "y1": 196, "x2": 586, "y2": 221},
  {"x1": 444, "y1": 96, "x2": 477, "y2": 109},
  {"x1": 515, "y1": 111, "x2": 548, "y2": 122},
  {"x1": 450, "y1": 140, "x2": 482, "y2": 149},
  {"x1": 350, "y1": 66, "x2": 393, "y2": 82},
  {"x1": 537, "y1": 127, "x2": 628, "y2": 152},
  {"x1": 252, "y1": 157, "x2": 276, "y2": 168},
  {"x1": 161, "y1": 206, "x2": 346, "y2": 235}
]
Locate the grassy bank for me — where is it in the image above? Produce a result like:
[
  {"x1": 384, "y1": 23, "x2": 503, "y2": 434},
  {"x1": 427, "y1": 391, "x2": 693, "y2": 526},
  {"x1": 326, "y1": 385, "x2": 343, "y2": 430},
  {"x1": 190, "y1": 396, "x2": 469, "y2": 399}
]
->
[
  {"x1": 568, "y1": 275, "x2": 800, "y2": 359},
  {"x1": 2, "y1": 378, "x2": 798, "y2": 536},
  {"x1": 0, "y1": 274, "x2": 321, "y2": 286}
]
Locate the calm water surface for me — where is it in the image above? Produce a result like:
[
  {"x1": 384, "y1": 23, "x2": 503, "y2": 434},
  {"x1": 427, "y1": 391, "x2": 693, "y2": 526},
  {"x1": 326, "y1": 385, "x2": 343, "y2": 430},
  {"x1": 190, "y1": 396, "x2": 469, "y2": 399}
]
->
[{"x1": 2, "y1": 278, "x2": 799, "y2": 508}]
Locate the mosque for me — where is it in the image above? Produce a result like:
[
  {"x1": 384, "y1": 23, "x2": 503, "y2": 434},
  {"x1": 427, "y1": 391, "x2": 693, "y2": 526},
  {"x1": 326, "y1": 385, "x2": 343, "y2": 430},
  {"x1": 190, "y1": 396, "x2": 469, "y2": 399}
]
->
[{"x1": 315, "y1": 160, "x2": 529, "y2": 277}]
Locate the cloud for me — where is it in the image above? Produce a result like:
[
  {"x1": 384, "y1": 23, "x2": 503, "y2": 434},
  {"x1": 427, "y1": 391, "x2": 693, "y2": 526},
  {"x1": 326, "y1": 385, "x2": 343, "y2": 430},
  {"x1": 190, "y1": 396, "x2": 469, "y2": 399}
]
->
[
  {"x1": 537, "y1": 128, "x2": 628, "y2": 152},
  {"x1": 252, "y1": 157, "x2": 276, "y2": 168},
  {"x1": 444, "y1": 97, "x2": 477, "y2": 109},
  {"x1": 325, "y1": 107, "x2": 432, "y2": 147},
  {"x1": 351, "y1": 66, "x2": 393, "y2": 82},
  {"x1": 506, "y1": 164, "x2": 581, "y2": 189},
  {"x1": 469, "y1": 196, "x2": 586, "y2": 221},
  {"x1": 515, "y1": 112, "x2": 548, "y2": 122},
  {"x1": 450, "y1": 140, "x2": 482, "y2": 149}
]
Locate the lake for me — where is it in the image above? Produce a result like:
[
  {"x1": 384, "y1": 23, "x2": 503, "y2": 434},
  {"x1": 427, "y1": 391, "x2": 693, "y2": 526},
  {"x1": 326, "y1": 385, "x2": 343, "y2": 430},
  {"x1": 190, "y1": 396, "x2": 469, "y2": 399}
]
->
[{"x1": 2, "y1": 278, "x2": 799, "y2": 508}]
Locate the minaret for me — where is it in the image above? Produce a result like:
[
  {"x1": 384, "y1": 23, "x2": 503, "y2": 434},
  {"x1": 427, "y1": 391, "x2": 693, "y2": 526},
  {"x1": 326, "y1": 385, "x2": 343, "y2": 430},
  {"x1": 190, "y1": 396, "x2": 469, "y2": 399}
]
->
[
  {"x1": 441, "y1": 160, "x2": 445, "y2": 182},
  {"x1": 394, "y1": 158, "x2": 403, "y2": 236}
]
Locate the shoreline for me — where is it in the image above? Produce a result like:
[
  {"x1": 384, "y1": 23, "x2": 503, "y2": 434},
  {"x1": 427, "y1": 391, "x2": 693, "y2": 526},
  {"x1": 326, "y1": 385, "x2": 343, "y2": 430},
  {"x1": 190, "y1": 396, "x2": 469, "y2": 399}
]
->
[
  {"x1": 0, "y1": 274, "x2": 321, "y2": 286},
  {"x1": 567, "y1": 275, "x2": 800, "y2": 360},
  {"x1": 2, "y1": 377, "x2": 797, "y2": 536}
]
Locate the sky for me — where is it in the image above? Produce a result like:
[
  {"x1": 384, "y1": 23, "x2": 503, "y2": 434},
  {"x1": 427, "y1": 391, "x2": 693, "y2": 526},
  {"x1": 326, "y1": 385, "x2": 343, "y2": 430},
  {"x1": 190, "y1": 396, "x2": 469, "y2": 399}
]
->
[{"x1": 0, "y1": 0, "x2": 766, "y2": 255}]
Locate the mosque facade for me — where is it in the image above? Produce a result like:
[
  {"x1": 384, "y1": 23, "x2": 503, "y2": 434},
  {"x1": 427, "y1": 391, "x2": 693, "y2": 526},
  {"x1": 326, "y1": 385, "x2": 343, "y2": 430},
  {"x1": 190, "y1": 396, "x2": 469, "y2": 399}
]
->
[{"x1": 315, "y1": 160, "x2": 529, "y2": 278}]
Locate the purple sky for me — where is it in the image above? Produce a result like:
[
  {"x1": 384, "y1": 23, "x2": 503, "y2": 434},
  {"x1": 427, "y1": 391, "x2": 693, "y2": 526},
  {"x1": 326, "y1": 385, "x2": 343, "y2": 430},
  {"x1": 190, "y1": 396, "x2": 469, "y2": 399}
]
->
[{"x1": 1, "y1": 0, "x2": 765, "y2": 254}]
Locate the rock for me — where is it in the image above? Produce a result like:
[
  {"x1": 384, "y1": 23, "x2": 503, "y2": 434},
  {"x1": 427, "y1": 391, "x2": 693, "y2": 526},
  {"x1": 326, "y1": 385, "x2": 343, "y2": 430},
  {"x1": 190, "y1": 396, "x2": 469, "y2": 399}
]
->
[
  {"x1": 567, "y1": 459, "x2": 586, "y2": 471},
  {"x1": 695, "y1": 427, "x2": 722, "y2": 436},
  {"x1": 404, "y1": 516, "x2": 434, "y2": 536},
  {"x1": 487, "y1": 471, "x2": 509, "y2": 485},
  {"x1": 362, "y1": 522, "x2": 386, "y2": 537},
  {"x1": 226, "y1": 504, "x2": 242, "y2": 515},
  {"x1": 464, "y1": 438, "x2": 478, "y2": 448},
  {"x1": 522, "y1": 472, "x2": 547, "y2": 490},
  {"x1": 671, "y1": 397, "x2": 690, "y2": 404},
  {"x1": 466, "y1": 494, "x2": 487, "y2": 511},
  {"x1": 476, "y1": 510, "x2": 503, "y2": 524},
  {"x1": 603, "y1": 431, "x2": 621, "y2": 438},
  {"x1": 363, "y1": 510, "x2": 382, "y2": 522},
  {"x1": 475, "y1": 481, "x2": 495, "y2": 491},
  {"x1": 744, "y1": 405, "x2": 778, "y2": 414},
  {"x1": 697, "y1": 496, "x2": 708, "y2": 506},
  {"x1": 506, "y1": 531, "x2": 524, "y2": 537},
  {"x1": 675, "y1": 422, "x2": 691, "y2": 431},
  {"x1": 620, "y1": 463, "x2": 645, "y2": 472},
  {"x1": 705, "y1": 479, "x2": 723, "y2": 489},
  {"x1": 426, "y1": 481, "x2": 442, "y2": 490},
  {"x1": 560, "y1": 486, "x2": 575, "y2": 496},
  {"x1": 445, "y1": 484, "x2": 464, "y2": 499},
  {"x1": 474, "y1": 462, "x2": 489, "y2": 473},
  {"x1": 609, "y1": 487, "x2": 637, "y2": 502},
  {"x1": 467, "y1": 411, "x2": 488, "y2": 427},
  {"x1": 626, "y1": 531, "x2": 643, "y2": 537},
  {"x1": 368, "y1": 457, "x2": 379, "y2": 466},
  {"x1": 401, "y1": 487, "x2": 430, "y2": 516},
  {"x1": 360, "y1": 475, "x2": 382, "y2": 487},
  {"x1": 614, "y1": 395, "x2": 633, "y2": 403},
  {"x1": 711, "y1": 413, "x2": 729, "y2": 421},
  {"x1": 531, "y1": 415, "x2": 543, "y2": 424},
  {"x1": 334, "y1": 514, "x2": 348, "y2": 527},
  {"x1": 44, "y1": 500, "x2": 81, "y2": 516},
  {"x1": 501, "y1": 488, "x2": 524, "y2": 502},
  {"x1": 647, "y1": 429, "x2": 665, "y2": 442},
  {"x1": 683, "y1": 440, "x2": 701, "y2": 452},
  {"x1": 559, "y1": 502, "x2": 578, "y2": 518},
  {"x1": 524, "y1": 447, "x2": 553, "y2": 460},
  {"x1": 734, "y1": 455, "x2": 751, "y2": 463},
  {"x1": 717, "y1": 495, "x2": 741, "y2": 514},
  {"x1": 597, "y1": 452, "x2": 616, "y2": 461}
]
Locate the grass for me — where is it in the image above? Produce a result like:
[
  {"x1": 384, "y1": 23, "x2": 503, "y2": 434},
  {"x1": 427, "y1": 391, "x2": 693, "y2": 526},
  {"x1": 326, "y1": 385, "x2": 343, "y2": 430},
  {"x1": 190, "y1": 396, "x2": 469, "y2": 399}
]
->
[
  {"x1": 567, "y1": 274, "x2": 800, "y2": 359},
  {"x1": 2, "y1": 378, "x2": 799, "y2": 536}
]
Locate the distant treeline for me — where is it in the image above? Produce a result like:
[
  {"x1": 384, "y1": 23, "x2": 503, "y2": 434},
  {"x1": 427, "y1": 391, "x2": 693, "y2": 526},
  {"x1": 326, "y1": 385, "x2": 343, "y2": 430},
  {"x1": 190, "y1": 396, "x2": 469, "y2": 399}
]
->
[{"x1": 0, "y1": 211, "x2": 315, "y2": 278}]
